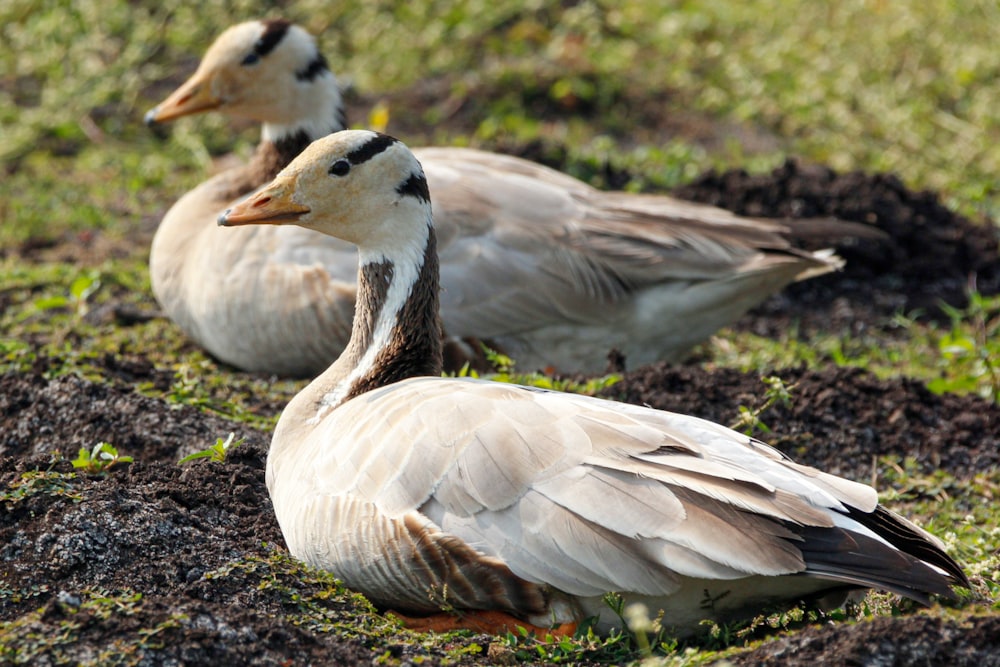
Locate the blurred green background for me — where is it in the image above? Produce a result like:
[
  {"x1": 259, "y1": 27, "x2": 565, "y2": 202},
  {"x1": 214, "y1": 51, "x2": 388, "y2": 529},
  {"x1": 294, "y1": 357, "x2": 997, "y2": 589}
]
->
[{"x1": 3, "y1": 0, "x2": 999, "y2": 249}]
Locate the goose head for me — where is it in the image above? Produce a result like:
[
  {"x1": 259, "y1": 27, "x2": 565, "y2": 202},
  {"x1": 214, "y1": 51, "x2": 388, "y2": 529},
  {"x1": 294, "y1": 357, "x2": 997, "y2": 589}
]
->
[
  {"x1": 219, "y1": 130, "x2": 431, "y2": 252},
  {"x1": 145, "y1": 19, "x2": 345, "y2": 140},
  {"x1": 220, "y1": 129, "x2": 442, "y2": 403}
]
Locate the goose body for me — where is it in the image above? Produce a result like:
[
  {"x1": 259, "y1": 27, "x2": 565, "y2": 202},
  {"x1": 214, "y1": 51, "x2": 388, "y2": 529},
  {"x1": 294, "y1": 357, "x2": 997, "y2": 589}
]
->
[
  {"x1": 150, "y1": 19, "x2": 845, "y2": 377},
  {"x1": 218, "y1": 130, "x2": 967, "y2": 636}
]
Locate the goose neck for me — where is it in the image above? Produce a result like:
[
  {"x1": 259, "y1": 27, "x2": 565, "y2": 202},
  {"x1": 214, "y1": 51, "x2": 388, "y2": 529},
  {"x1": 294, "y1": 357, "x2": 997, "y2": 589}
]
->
[
  {"x1": 250, "y1": 131, "x2": 315, "y2": 184},
  {"x1": 295, "y1": 221, "x2": 442, "y2": 425},
  {"x1": 261, "y1": 71, "x2": 347, "y2": 147}
]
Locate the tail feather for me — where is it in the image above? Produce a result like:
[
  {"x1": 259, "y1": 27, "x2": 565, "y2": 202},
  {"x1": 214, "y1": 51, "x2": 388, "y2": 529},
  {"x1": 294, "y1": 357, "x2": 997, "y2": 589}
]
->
[
  {"x1": 782, "y1": 216, "x2": 890, "y2": 244},
  {"x1": 848, "y1": 505, "x2": 970, "y2": 588},
  {"x1": 793, "y1": 506, "x2": 968, "y2": 604}
]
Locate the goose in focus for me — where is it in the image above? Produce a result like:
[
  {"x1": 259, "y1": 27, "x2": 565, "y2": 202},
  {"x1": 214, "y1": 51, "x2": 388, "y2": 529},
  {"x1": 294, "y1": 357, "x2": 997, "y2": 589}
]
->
[
  {"x1": 146, "y1": 18, "x2": 862, "y2": 377},
  {"x1": 217, "y1": 130, "x2": 967, "y2": 637}
]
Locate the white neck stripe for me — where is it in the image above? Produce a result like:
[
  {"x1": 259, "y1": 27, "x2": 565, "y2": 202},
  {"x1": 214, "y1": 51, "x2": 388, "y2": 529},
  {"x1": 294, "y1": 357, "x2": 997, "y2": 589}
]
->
[{"x1": 311, "y1": 217, "x2": 431, "y2": 421}]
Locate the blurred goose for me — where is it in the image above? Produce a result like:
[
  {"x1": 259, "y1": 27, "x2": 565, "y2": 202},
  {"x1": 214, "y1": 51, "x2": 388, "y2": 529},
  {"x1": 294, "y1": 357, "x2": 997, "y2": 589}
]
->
[
  {"x1": 149, "y1": 19, "x2": 846, "y2": 377},
  {"x1": 218, "y1": 130, "x2": 967, "y2": 637}
]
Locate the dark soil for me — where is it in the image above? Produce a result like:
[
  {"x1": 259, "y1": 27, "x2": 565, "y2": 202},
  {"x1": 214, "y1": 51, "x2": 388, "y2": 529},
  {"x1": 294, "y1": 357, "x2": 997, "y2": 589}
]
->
[
  {"x1": 730, "y1": 614, "x2": 1000, "y2": 667},
  {"x1": 3, "y1": 156, "x2": 998, "y2": 664},
  {"x1": 675, "y1": 159, "x2": 1000, "y2": 337}
]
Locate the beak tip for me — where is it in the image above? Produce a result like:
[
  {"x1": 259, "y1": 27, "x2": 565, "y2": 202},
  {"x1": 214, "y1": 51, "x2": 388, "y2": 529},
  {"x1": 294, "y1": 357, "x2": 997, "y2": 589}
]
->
[
  {"x1": 217, "y1": 210, "x2": 231, "y2": 226},
  {"x1": 143, "y1": 108, "x2": 159, "y2": 127}
]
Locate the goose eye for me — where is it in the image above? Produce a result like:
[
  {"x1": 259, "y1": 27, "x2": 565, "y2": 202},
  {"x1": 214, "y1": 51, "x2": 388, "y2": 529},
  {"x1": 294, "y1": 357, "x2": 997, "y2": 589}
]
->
[
  {"x1": 329, "y1": 160, "x2": 351, "y2": 177},
  {"x1": 241, "y1": 52, "x2": 260, "y2": 66}
]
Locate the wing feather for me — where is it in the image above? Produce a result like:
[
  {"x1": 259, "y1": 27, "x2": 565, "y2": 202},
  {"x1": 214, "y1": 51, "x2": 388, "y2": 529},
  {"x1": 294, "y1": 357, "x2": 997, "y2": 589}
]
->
[
  {"x1": 304, "y1": 377, "x2": 886, "y2": 595},
  {"x1": 272, "y1": 374, "x2": 961, "y2": 618},
  {"x1": 420, "y1": 150, "x2": 834, "y2": 341}
]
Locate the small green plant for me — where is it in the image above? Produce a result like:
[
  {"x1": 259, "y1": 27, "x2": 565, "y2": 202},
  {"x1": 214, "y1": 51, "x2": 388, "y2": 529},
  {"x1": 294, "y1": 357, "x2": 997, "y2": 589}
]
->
[
  {"x1": 62, "y1": 589, "x2": 144, "y2": 620},
  {"x1": 14, "y1": 269, "x2": 102, "y2": 321},
  {"x1": 928, "y1": 291, "x2": 1000, "y2": 402},
  {"x1": 165, "y1": 361, "x2": 217, "y2": 409},
  {"x1": 730, "y1": 375, "x2": 795, "y2": 436},
  {"x1": 0, "y1": 584, "x2": 50, "y2": 606},
  {"x1": 178, "y1": 432, "x2": 244, "y2": 464},
  {"x1": 1, "y1": 455, "x2": 82, "y2": 507},
  {"x1": 622, "y1": 601, "x2": 660, "y2": 658},
  {"x1": 71, "y1": 442, "x2": 133, "y2": 473},
  {"x1": 450, "y1": 344, "x2": 622, "y2": 396},
  {"x1": 68, "y1": 271, "x2": 102, "y2": 316},
  {"x1": 501, "y1": 620, "x2": 632, "y2": 664}
]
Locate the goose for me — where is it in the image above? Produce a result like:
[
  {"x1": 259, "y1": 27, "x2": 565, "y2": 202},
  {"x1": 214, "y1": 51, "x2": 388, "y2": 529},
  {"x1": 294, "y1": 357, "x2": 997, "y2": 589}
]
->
[
  {"x1": 217, "y1": 130, "x2": 967, "y2": 637},
  {"x1": 147, "y1": 18, "x2": 852, "y2": 378}
]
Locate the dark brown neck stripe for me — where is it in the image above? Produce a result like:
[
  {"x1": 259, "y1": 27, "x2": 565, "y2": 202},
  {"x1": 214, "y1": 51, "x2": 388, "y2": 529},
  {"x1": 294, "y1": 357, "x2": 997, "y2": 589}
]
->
[
  {"x1": 241, "y1": 129, "x2": 312, "y2": 191},
  {"x1": 351, "y1": 259, "x2": 394, "y2": 359},
  {"x1": 212, "y1": 131, "x2": 307, "y2": 203},
  {"x1": 273, "y1": 130, "x2": 313, "y2": 168},
  {"x1": 344, "y1": 228, "x2": 442, "y2": 402}
]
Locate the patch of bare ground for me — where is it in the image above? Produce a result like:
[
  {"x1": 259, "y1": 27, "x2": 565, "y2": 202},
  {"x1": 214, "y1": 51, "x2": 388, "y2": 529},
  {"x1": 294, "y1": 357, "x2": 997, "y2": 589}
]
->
[
  {"x1": 673, "y1": 159, "x2": 1000, "y2": 336},
  {"x1": 729, "y1": 614, "x2": 1000, "y2": 667}
]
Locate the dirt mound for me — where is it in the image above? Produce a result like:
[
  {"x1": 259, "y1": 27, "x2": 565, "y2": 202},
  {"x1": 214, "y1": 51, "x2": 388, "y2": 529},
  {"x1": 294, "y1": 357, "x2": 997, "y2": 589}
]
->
[
  {"x1": 0, "y1": 442, "x2": 406, "y2": 665},
  {"x1": 0, "y1": 371, "x2": 268, "y2": 463},
  {"x1": 730, "y1": 614, "x2": 1000, "y2": 667},
  {"x1": 674, "y1": 160, "x2": 1000, "y2": 336}
]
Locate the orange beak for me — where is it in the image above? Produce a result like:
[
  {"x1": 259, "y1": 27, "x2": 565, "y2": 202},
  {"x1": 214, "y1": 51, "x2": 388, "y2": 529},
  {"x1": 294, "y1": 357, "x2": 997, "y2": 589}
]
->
[
  {"x1": 217, "y1": 183, "x2": 311, "y2": 227},
  {"x1": 144, "y1": 74, "x2": 222, "y2": 125}
]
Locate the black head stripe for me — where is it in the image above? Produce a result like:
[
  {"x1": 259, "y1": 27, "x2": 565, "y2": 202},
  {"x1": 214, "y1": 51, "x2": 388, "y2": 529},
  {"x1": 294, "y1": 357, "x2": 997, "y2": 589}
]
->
[
  {"x1": 396, "y1": 173, "x2": 430, "y2": 203},
  {"x1": 256, "y1": 19, "x2": 291, "y2": 57},
  {"x1": 345, "y1": 133, "x2": 398, "y2": 165},
  {"x1": 296, "y1": 52, "x2": 329, "y2": 81}
]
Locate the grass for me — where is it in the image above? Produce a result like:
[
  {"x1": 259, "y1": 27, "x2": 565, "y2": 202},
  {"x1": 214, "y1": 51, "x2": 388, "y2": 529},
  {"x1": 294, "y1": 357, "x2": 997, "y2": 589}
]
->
[
  {"x1": 0, "y1": 588, "x2": 187, "y2": 665},
  {"x1": 177, "y1": 432, "x2": 245, "y2": 464},
  {"x1": 707, "y1": 294, "x2": 1000, "y2": 402},
  {"x1": 2, "y1": 0, "x2": 999, "y2": 664},
  {"x1": 4, "y1": 1, "x2": 1000, "y2": 221},
  {"x1": 0, "y1": 462, "x2": 82, "y2": 509},
  {"x1": 876, "y1": 462, "x2": 1000, "y2": 618},
  {"x1": 199, "y1": 549, "x2": 395, "y2": 639}
]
